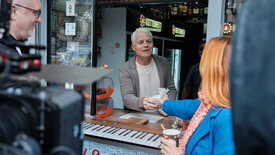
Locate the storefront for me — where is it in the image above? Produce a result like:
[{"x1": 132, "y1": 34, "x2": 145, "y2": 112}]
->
[
  {"x1": 0, "y1": 0, "x2": 246, "y2": 154},
  {"x1": 21, "y1": 0, "x2": 245, "y2": 154},
  {"x1": 38, "y1": 0, "x2": 245, "y2": 110}
]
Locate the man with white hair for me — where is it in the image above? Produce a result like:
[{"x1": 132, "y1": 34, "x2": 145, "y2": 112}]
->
[
  {"x1": 0, "y1": 0, "x2": 42, "y2": 56},
  {"x1": 119, "y1": 27, "x2": 177, "y2": 114}
]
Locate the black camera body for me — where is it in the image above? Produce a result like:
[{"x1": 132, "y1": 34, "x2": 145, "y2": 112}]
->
[{"x1": 0, "y1": 80, "x2": 84, "y2": 155}]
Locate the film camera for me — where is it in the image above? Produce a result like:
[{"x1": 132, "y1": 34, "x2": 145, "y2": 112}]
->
[
  {"x1": 0, "y1": 77, "x2": 84, "y2": 155},
  {"x1": 0, "y1": 0, "x2": 84, "y2": 154}
]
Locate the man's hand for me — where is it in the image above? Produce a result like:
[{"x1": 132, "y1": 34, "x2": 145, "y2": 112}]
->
[
  {"x1": 148, "y1": 94, "x2": 168, "y2": 108},
  {"x1": 143, "y1": 97, "x2": 158, "y2": 110}
]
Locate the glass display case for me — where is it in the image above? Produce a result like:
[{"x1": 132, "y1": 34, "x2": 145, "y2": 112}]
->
[
  {"x1": 49, "y1": 0, "x2": 93, "y2": 67},
  {"x1": 47, "y1": 0, "x2": 95, "y2": 114}
]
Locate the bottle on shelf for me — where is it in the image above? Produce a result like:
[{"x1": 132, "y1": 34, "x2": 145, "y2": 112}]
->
[
  {"x1": 199, "y1": 1, "x2": 204, "y2": 16},
  {"x1": 193, "y1": 1, "x2": 199, "y2": 15},
  {"x1": 226, "y1": 8, "x2": 235, "y2": 23},
  {"x1": 227, "y1": 0, "x2": 232, "y2": 8},
  {"x1": 178, "y1": 4, "x2": 183, "y2": 16},
  {"x1": 167, "y1": 4, "x2": 172, "y2": 20},
  {"x1": 204, "y1": 1, "x2": 208, "y2": 15},
  {"x1": 183, "y1": 2, "x2": 188, "y2": 16},
  {"x1": 162, "y1": 8, "x2": 167, "y2": 19},
  {"x1": 172, "y1": 4, "x2": 178, "y2": 16},
  {"x1": 155, "y1": 7, "x2": 161, "y2": 19},
  {"x1": 187, "y1": 2, "x2": 193, "y2": 16}
]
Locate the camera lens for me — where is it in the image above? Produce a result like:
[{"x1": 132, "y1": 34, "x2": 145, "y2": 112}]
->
[
  {"x1": 0, "y1": 96, "x2": 36, "y2": 144},
  {"x1": 0, "y1": 143, "x2": 27, "y2": 155}
]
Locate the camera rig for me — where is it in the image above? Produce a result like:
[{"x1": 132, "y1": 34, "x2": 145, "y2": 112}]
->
[
  {"x1": 0, "y1": 0, "x2": 84, "y2": 154},
  {"x1": 0, "y1": 80, "x2": 84, "y2": 155}
]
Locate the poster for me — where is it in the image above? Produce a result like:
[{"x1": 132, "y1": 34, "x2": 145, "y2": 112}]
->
[{"x1": 66, "y1": 1, "x2": 75, "y2": 16}]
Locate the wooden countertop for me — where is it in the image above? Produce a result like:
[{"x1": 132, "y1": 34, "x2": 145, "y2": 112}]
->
[{"x1": 85, "y1": 109, "x2": 176, "y2": 135}]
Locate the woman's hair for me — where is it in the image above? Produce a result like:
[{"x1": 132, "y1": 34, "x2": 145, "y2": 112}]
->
[
  {"x1": 200, "y1": 36, "x2": 232, "y2": 108},
  {"x1": 131, "y1": 27, "x2": 153, "y2": 44}
]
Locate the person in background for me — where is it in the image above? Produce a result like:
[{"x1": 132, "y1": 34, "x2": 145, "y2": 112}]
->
[
  {"x1": 119, "y1": 27, "x2": 177, "y2": 114},
  {"x1": 0, "y1": 0, "x2": 42, "y2": 56},
  {"x1": 182, "y1": 41, "x2": 205, "y2": 99},
  {"x1": 150, "y1": 36, "x2": 234, "y2": 155},
  {"x1": 230, "y1": 0, "x2": 275, "y2": 154}
]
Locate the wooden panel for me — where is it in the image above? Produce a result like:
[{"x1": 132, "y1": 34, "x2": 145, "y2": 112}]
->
[
  {"x1": 85, "y1": 109, "x2": 176, "y2": 135},
  {"x1": 97, "y1": 0, "x2": 193, "y2": 6},
  {"x1": 123, "y1": 117, "x2": 149, "y2": 125}
]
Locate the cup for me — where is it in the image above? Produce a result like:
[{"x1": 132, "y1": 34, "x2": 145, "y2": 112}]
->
[{"x1": 162, "y1": 129, "x2": 181, "y2": 147}]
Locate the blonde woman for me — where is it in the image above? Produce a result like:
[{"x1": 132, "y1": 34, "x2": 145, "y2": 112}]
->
[{"x1": 151, "y1": 36, "x2": 234, "y2": 155}]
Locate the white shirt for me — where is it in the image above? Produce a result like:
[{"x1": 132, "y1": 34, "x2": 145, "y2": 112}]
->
[{"x1": 136, "y1": 59, "x2": 160, "y2": 98}]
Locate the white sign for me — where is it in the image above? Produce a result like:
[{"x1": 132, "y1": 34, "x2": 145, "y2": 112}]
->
[
  {"x1": 65, "y1": 83, "x2": 74, "y2": 89},
  {"x1": 65, "y1": 23, "x2": 76, "y2": 36},
  {"x1": 66, "y1": 1, "x2": 75, "y2": 16}
]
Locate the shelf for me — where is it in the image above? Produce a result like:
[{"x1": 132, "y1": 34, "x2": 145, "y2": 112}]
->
[
  {"x1": 96, "y1": 0, "x2": 195, "y2": 7},
  {"x1": 170, "y1": 14, "x2": 207, "y2": 23}
]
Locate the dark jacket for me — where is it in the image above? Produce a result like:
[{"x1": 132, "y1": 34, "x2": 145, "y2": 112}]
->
[{"x1": 0, "y1": 34, "x2": 22, "y2": 57}]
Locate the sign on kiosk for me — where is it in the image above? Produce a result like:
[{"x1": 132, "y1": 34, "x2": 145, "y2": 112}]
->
[
  {"x1": 172, "y1": 25, "x2": 186, "y2": 38},
  {"x1": 140, "y1": 14, "x2": 162, "y2": 32}
]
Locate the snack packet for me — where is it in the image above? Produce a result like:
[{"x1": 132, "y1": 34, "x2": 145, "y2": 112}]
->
[{"x1": 151, "y1": 88, "x2": 169, "y2": 108}]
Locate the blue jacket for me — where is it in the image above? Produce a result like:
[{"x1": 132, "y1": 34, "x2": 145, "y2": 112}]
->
[{"x1": 163, "y1": 99, "x2": 235, "y2": 155}]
